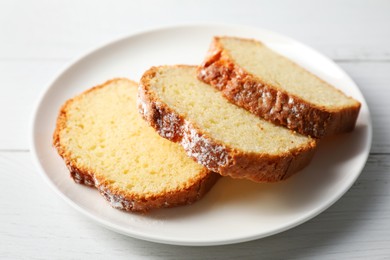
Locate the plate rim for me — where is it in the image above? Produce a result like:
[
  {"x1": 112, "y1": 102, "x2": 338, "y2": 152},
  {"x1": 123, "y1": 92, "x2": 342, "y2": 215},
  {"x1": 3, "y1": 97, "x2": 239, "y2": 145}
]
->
[{"x1": 30, "y1": 22, "x2": 373, "y2": 246}]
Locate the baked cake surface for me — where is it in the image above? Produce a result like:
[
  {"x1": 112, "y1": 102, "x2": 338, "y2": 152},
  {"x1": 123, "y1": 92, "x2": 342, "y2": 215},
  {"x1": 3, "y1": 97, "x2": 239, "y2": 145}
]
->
[
  {"x1": 53, "y1": 78, "x2": 218, "y2": 212},
  {"x1": 139, "y1": 66, "x2": 317, "y2": 182},
  {"x1": 198, "y1": 36, "x2": 361, "y2": 138}
]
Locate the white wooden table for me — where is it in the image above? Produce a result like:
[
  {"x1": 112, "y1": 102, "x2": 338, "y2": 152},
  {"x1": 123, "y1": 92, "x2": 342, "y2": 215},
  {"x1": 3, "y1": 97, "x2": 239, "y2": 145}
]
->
[{"x1": 1, "y1": 0, "x2": 389, "y2": 258}]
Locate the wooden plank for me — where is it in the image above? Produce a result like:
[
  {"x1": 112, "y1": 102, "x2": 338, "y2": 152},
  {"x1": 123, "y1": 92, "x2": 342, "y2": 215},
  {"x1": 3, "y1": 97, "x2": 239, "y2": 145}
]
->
[
  {"x1": 0, "y1": 152, "x2": 389, "y2": 259},
  {"x1": 339, "y1": 62, "x2": 390, "y2": 154},
  {"x1": 0, "y1": 0, "x2": 389, "y2": 61},
  {"x1": 0, "y1": 60, "x2": 65, "y2": 150}
]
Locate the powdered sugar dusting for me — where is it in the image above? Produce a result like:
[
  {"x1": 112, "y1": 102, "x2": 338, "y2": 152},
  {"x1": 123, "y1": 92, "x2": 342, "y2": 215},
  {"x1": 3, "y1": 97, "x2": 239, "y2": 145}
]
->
[
  {"x1": 103, "y1": 190, "x2": 125, "y2": 209},
  {"x1": 137, "y1": 95, "x2": 148, "y2": 117},
  {"x1": 98, "y1": 185, "x2": 135, "y2": 210},
  {"x1": 137, "y1": 90, "x2": 150, "y2": 119},
  {"x1": 181, "y1": 121, "x2": 229, "y2": 172},
  {"x1": 67, "y1": 163, "x2": 95, "y2": 186},
  {"x1": 155, "y1": 105, "x2": 181, "y2": 141}
]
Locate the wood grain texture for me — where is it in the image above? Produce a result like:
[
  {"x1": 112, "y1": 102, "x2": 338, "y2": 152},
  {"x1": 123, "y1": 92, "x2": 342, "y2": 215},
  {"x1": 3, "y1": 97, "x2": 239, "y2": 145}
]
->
[
  {"x1": 338, "y1": 62, "x2": 390, "y2": 153},
  {"x1": 0, "y1": 0, "x2": 389, "y2": 258},
  {"x1": 0, "y1": 0, "x2": 389, "y2": 61},
  {"x1": 0, "y1": 60, "x2": 65, "y2": 150}
]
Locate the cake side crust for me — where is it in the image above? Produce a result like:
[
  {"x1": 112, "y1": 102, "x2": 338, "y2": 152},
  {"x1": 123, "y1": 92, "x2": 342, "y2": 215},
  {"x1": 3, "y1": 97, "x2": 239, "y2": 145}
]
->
[
  {"x1": 52, "y1": 78, "x2": 219, "y2": 212},
  {"x1": 197, "y1": 37, "x2": 361, "y2": 138},
  {"x1": 139, "y1": 66, "x2": 317, "y2": 183}
]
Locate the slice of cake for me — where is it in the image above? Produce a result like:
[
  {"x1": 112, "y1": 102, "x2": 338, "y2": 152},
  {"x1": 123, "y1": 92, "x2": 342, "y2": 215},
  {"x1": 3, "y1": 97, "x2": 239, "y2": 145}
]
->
[
  {"x1": 139, "y1": 66, "x2": 317, "y2": 183},
  {"x1": 53, "y1": 78, "x2": 219, "y2": 212},
  {"x1": 198, "y1": 36, "x2": 361, "y2": 138}
]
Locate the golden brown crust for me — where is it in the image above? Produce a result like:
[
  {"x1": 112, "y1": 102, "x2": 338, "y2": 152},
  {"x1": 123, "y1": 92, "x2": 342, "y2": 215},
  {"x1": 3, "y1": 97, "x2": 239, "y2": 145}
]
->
[
  {"x1": 139, "y1": 66, "x2": 317, "y2": 183},
  {"x1": 52, "y1": 78, "x2": 219, "y2": 212},
  {"x1": 197, "y1": 37, "x2": 361, "y2": 138}
]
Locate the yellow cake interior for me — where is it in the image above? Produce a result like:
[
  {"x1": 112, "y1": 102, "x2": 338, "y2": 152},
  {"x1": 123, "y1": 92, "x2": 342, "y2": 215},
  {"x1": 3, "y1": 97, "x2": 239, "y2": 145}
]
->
[
  {"x1": 219, "y1": 37, "x2": 358, "y2": 108},
  {"x1": 58, "y1": 79, "x2": 207, "y2": 196},
  {"x1": 149, "y1": 66, "x2": 314, "y2": 154}
]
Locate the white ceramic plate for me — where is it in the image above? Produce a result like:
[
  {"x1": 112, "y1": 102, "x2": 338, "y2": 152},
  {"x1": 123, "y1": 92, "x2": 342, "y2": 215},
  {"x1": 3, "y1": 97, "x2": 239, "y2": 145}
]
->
[{"x1": 31, "y1": 24, "x2": 372, "y2": 246}]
